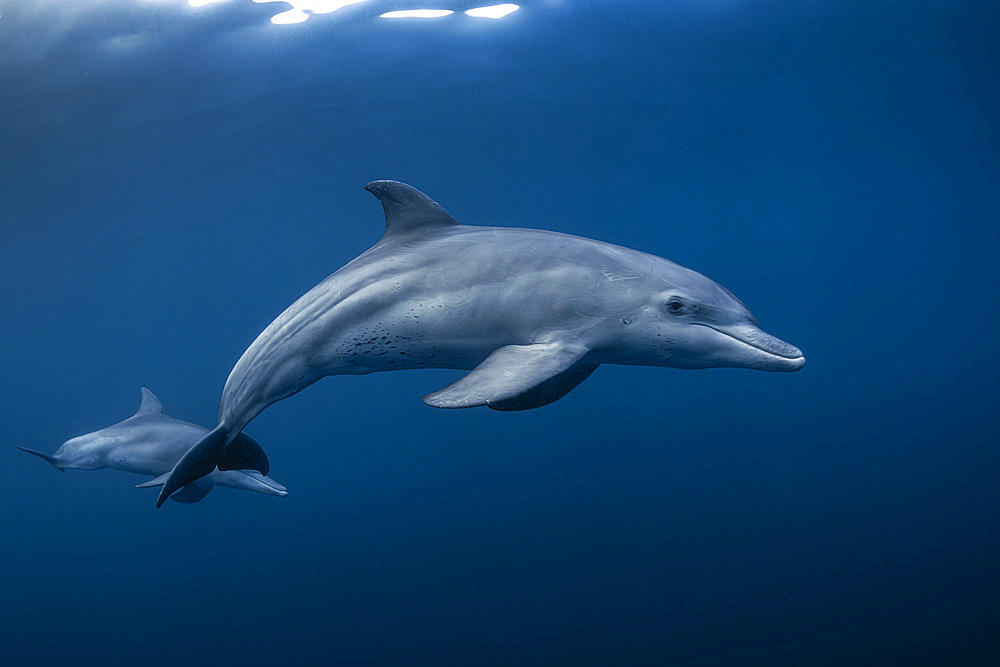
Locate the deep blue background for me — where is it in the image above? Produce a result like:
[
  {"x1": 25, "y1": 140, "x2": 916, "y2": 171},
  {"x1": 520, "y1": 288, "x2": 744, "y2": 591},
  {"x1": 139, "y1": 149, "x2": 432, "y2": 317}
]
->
[{"x1": 1, "y1": 1, "x2": 998, "y2": 664}]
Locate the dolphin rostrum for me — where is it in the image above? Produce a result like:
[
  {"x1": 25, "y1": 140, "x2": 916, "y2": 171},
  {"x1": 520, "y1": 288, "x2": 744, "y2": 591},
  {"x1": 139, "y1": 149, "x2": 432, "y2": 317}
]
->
[
  {"x1": 19, "y1": 388, "x2": 287, "y2": 503},
  {"x1": 158, "y1": 180, "x2": 804, "y2": 506}
]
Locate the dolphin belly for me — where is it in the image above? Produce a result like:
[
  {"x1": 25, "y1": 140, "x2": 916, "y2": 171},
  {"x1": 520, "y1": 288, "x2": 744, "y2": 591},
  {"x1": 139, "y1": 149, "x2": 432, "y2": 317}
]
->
[{"x1": 216, "y1": 265, "x2": 542, "y2": 431}]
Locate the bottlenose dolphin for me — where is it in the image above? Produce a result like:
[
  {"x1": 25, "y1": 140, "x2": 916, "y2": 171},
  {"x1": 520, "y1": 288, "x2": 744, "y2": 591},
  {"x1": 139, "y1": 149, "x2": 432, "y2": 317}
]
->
[
  {"x1": 19, "y1": 388, "x2": 287, "y2": 503},
  {"x1": 158, "y1": 180, "x2": 804, "y2": 506}
]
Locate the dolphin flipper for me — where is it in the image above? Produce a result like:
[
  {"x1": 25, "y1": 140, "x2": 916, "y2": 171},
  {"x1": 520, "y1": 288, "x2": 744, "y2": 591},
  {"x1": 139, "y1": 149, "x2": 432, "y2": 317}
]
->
[
  {"x1": 142, "y1": 470, "x2": 212, "y2": 503},
  {"x1": 489, "y1": 363, "x2": 599, "y2": 411},
  {"x1": 16, "y1": 446, "x2": 64, "y2": 471},
  {"x1": 135, "y1": 472, "x2": 171, "y2": 488},
  {"x1": 169, "y1": 478, "x2": 213, "y2": 504},
  {"x1": 422, "y1": 342, "x2": 591, "y2": 410}
]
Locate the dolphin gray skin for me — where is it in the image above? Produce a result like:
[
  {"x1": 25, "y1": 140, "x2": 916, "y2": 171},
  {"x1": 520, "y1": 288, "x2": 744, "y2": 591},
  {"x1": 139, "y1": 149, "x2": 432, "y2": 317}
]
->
[
  {"x1": 158, "y1": 180, "x2": 804, "y2": 506},
  {"x1": 19, "y1": 388, "x2": 287, "y2": 504}
]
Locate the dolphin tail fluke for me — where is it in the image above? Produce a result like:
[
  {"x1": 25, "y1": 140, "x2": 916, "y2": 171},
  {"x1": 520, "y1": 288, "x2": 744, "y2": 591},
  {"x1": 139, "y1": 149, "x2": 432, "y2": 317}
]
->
[
  {"x1": 16, "y1": 446, "x2": 64, "y2": 471},
  {"x1": 155, "y1": 427, "x2": 269, "y2": 508},
  {"x1": 219, "y1": 432, "x2": 271, "y2": 474},
  {"x1": 156, "y1": 426, "x2": 226, "y2": 507}
]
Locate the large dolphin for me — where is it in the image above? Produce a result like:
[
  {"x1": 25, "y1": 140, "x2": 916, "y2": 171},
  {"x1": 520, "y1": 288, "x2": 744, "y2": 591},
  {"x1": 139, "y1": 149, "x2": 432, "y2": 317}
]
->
[
  {"x1": 19, "y1": 388, "x2": 287, "y2": 503},
  {"x1": 158, "y1": 180, "x2": 804, "y2": 506}
]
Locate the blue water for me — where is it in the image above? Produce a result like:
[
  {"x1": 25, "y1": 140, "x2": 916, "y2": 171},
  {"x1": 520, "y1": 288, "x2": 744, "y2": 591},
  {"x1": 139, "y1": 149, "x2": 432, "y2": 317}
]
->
[{"x1": 1, "y1": 1, "x2": 998, "y2": 664}]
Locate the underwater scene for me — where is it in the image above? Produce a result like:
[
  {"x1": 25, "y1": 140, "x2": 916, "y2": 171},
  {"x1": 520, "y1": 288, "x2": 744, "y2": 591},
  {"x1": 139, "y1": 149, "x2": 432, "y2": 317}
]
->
[{"x1": 1, "y1": 1, "x2": 997, "y2": 664}]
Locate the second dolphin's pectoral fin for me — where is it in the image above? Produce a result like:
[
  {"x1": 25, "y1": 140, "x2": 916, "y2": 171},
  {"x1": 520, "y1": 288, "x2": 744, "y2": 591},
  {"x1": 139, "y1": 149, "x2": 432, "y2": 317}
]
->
[
  {"x1": 169, "y1": 478, "x2": 213, "y2": 504},
  {"x1": 365, "y1": 180, "x2": 461, "y2": 239},
  {"x1": 135, "y1": 472, "x2": 170, "y2": 488},
  {"x1": 139, "y1": 473, "x2": 212, "y2": 503},
  {"x1": 423, "y1": 343, "x2": 592, "y2": 411},
  {"x1": 134, "y1": 387, "x2": 165, "y2": 417}
]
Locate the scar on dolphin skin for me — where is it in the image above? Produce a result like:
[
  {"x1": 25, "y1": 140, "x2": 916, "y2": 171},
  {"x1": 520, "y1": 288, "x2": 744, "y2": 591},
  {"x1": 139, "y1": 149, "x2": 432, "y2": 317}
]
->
[{"x1": 157, "y1": 180, "x2": 804, "y2": 506}]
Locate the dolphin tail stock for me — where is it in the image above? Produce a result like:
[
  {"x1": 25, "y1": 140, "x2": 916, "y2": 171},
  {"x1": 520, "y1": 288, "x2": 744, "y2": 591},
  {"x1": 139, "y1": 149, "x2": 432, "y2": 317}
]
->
[
  {"x1": 16, "y1": 446, "x2": 64, "y2": 471},
  {"x1": 155, "y1": 427, "x2": 270, "y2": 508}
]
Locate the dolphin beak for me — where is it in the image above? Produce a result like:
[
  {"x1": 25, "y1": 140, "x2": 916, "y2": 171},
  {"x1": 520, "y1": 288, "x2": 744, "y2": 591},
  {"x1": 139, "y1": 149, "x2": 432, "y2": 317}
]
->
[
  {"x1": 238, "y1": 471, "x2": 289, "y2": 497},
  {"x1": 696, "y1": 323, "x2": 805, "y2": 371}
]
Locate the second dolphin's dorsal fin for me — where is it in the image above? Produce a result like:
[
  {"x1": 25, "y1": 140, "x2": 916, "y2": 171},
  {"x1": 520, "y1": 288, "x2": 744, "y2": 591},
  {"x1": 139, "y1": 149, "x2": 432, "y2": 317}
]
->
[
  {"x1": 364, "y1": 180, "x2": 460, "y2": 238},
  {"x1": 134, "y1": 387, "x2": 165, "y2": 417}
]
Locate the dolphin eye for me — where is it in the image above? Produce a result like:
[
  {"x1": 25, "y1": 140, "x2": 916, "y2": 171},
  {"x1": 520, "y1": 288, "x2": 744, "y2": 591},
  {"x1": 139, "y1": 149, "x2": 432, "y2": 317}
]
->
[{"x1": 665, "y1": 299, "x2": 686, "y2": 315}]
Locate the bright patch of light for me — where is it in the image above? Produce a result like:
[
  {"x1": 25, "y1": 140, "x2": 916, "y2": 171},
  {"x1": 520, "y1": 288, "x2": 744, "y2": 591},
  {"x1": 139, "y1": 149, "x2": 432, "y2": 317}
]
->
[
  {"x1": 188, "y1": 0, "x2": 229, "y2": 7},
  {"x1": 270, "y1": 8, "x2": 309, "y2": 23},
  {"x1": 252, "y1": 1, "x2": 370, "y2": 25},
  {"x1": 380, "y1": 9, "x2": 454, "y2": 19},
  {"x1": 465, "y1": 3, "x2": 519, "y2": 19}
]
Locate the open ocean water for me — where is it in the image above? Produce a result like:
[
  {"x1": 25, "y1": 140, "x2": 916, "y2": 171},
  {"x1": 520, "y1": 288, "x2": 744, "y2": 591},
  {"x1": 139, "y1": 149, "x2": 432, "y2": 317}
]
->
[{"x1": 1, "y1": 1, "x2": 997, "y2": 664}]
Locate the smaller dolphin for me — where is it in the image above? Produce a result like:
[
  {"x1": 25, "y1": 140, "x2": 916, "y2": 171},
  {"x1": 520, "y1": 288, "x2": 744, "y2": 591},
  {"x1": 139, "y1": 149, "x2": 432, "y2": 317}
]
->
[{"x1": 17, "y1": 388, "x2": 287, "y2": 504}]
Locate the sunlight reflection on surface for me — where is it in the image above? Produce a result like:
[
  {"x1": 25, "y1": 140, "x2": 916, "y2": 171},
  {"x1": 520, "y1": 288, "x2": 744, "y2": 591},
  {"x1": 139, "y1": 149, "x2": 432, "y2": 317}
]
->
[
  {"x1": 187, "y1": 1, "x2": 522, "y2": 26},
  {"x1": 380, "y1": 9, "x2": 454, "y2": 19},
  {"x1": 466, "y1": 4, "x2": 519, "y2": 19},
  {"x1": 250, "y1": 0, "x2": 369, "y2": 25}
]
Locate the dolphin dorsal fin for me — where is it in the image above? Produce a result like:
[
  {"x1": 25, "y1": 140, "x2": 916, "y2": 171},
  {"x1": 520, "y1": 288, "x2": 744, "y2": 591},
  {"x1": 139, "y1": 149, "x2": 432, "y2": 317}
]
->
[
  {"x1": 365, "y1": 180, "x2": 459, "y2": 239},
  {"x1": 135, "y1": 387, "x2": 165, "y2": 417}
]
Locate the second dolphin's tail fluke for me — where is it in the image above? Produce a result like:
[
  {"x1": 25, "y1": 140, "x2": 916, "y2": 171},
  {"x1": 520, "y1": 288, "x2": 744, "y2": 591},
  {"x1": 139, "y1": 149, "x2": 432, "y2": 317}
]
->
[
  {"x1": 16, "y1": 446, "x2": 65, "y2": 471},
  {"x1": 155, "y1": 427, "x2": 270, "y2": 507}
]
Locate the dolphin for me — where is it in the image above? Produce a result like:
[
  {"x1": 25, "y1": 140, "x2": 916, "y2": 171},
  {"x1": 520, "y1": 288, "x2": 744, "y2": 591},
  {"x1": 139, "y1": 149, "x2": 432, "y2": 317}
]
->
[
  {"x1": 158, "y1": 180, "x2": 804, "y2": 506},
  {"x1": 19, "y1": 388, "x2": 287, "y2": 503}
]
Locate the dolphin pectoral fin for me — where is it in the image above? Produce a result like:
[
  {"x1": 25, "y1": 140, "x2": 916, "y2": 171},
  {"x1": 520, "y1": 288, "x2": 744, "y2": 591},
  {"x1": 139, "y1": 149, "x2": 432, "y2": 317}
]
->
[
  {"x1": 16, "y1": 446, "x2": 65, "y2": 471},
  {"x1": 135, "y1": 472, "x2": 171, "y2": 488},
  {"x1": 489, "y1": 363, "x2": 599, "y2": 411},
  {"x1": 422, "y1": 343, "x2": 591, "y2": 410},
  {"x1": 169, "y1": 478, "x2": 213, "y2": 504}
]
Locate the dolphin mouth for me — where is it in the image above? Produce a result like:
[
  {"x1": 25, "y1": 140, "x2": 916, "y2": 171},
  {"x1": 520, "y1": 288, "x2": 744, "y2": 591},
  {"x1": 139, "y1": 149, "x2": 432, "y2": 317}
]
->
[
  {"x1": 695, "y1": 323, "x2": 805, "y2": 370},
  {"x1": 238, "y1": 470, "x2": 289, "y2": 497}
]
